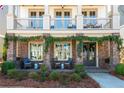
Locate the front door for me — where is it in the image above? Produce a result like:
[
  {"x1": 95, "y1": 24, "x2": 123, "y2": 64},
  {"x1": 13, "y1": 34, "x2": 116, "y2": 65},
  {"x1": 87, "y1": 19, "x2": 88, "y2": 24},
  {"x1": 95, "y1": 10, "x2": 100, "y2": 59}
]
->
[{"x1": 83, "y1": 42, "x2": 96, "y2": 66}]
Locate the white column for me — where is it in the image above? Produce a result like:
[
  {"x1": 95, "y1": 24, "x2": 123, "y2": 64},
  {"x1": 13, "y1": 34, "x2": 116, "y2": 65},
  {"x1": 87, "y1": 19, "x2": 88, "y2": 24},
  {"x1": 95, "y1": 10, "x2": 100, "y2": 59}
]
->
[
  {"x1": 76, "y1": 5, "x2": 83, "y2": 30},
  {"x1": 7, "y1": 5, "x2": 15, "y2": 29},
  {"x1": 120, "y1": 25, "x2": 124, "y2": 47},
  {"x1": 43, "y1": 5, "x2": 50, "y2": 30},
  {"x1": 77, "y1": 5, "x2": 82, "y2": 15},
  {"x1": 44, "y1": 5, "x2": 49, "y2": 15},
  {"x1": 112, "y1": 5, "x2": 120, "y2": 29}
]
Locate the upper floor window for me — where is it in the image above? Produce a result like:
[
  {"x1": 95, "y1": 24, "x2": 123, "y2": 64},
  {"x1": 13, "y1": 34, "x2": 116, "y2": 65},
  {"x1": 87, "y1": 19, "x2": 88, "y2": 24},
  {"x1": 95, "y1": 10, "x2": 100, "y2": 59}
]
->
[
  {"x1": 82, "y1": 9, "x2": 97, "y2": 18},
  {"x1": 55, "y1": 10, "x2": 71, "y2": 18},
  {"x1": 29, "y1": 10, "x2": 44, "y2": 18}
]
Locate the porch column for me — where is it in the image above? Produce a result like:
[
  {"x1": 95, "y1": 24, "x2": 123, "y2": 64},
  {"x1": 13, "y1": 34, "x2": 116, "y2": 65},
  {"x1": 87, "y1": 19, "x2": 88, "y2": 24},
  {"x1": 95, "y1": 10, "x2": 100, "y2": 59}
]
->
[
  {"x1": 7, "y1": 34, "x2": 16, "y2": 61},
  {"x1": 110, "y1": 41, "x2": 120, "y2": 70},
  {"x1": 43, "y1": 35, "x2": 51, "y2": 71},
  {"x1": 43, "y1": 5, "x2": 50, "y2": 30},
  {"x1": 120, "y1": 25, "x2": 124, "y2": 63},
  {"x1": 112, "y1": 5, "x2": 120, "y2": 29},
  {"x1": 7, "y1": 5, "x2": 15, "y2": 29},
  {"x1": 76, "y1": 5, "x2": 83, "y2": 30}
]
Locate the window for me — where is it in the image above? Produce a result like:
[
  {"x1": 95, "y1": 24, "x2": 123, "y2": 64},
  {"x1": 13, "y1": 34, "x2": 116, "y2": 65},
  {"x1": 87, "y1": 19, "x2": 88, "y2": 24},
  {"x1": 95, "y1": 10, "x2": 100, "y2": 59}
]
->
[
  {"x1": 82, "y1": 10, "x2": 97, "y2": 17},
  {"x1": 54, "y1": 42, "x2": 72, "y2": 60},
  {"x1": 30, "y1": 43, "x2": 43, "y2": 61}
]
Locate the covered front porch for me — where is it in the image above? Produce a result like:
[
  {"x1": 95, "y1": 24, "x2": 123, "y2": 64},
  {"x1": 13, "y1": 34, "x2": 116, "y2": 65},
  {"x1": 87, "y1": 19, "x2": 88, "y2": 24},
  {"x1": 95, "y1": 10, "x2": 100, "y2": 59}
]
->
[{"x1": 6, "y1": 34, "x2": 120, "y2": 71}]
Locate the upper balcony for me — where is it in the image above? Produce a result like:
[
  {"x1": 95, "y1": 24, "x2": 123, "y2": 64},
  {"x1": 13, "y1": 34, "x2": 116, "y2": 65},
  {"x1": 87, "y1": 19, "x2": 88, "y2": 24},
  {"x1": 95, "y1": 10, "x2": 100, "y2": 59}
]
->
[
  {"x1": 7, "y1": 5, "x2": 120, "y2": 34},
  {"x1": 14, "y1": 17, "x2": 112, "y2": 30}
]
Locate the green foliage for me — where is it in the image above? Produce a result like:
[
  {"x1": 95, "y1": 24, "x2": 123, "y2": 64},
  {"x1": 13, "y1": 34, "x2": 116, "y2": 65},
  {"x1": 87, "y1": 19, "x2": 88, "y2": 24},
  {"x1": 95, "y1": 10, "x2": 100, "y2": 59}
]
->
[
  {"x1": 79, "y1": 71, "x2": 87, "y2": 78},
  {"x1": 5, "y1": 35, "x2": 122, "y2": 53},
  {"x1": 1, "y1": 61, "x2": 15, "y2": 74},
  {"x1": 7, "y1": 69, "x2": 18, "y2": 78},
  {"x1": 74, "y1": 64, "x2": 86, "y2": 78},
  {"x1": 2, "y1": 33, "x2": 8, "y2": 61},
  {"x1": 7, "y1": 69, "x2": 27, "y2": 80},
  {"x1": 115, "y1": 64, "x2": 124, "y2": 75},
  {"x1": 59, "y1": 73, "x2": 70, "y2": 85},
  {"x1": 28, "y1": 72, "x2": 39, "y2": 81},
  {"x1": 74, "y1": 64, "x2": 85, "y2": 73},
  {"x1": 15, "y1": 71, "x2": 28, "y2": 81},
  {"x1": 70, "y1": 73, "x2": 81, "y2": 82},
  {"x1": 40, "y1": 64, "x2": 48, "y2": 81},
  {"x1": 49, "y1": 71, "x2": 60, "y2": 81}
]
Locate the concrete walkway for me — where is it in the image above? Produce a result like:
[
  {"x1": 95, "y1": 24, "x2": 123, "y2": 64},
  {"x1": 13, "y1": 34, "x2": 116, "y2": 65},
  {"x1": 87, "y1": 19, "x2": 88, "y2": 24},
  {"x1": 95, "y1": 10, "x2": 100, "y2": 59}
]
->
[{"x1": 88, "y1": 73, "x2": 124, "y2": 88}]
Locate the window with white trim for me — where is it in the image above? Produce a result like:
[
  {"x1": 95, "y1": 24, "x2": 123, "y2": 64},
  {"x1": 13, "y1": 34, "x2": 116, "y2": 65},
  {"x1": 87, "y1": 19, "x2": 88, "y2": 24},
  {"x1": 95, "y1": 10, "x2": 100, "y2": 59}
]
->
[
  {"x1": 30, "y1": 43, "x2": 43, "y2": 61},
  {"x1": 54, "y1": 42, "x2": 72, "y2": 61}
]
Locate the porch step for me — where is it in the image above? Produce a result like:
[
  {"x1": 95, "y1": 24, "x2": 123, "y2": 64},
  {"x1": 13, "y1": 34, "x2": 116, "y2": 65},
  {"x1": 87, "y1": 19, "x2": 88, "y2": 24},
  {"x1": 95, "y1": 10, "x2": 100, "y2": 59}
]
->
[{"x1": 85, "y1": 66, "x2": 109, "y2": 73}]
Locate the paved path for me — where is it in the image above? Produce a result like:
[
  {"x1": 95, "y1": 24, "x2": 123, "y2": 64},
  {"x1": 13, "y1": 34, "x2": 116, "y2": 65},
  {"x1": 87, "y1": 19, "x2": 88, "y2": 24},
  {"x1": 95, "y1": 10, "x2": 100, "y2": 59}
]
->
[{"x1": 88, "y1": 73, "x2": 124, "y2": 88}]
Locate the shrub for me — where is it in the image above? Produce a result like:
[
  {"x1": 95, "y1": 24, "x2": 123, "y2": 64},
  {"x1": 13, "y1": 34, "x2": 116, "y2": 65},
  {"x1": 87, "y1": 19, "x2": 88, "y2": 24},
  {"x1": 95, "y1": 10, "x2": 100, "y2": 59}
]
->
[
  {"x1": 115, "y1": 64, "x2": 124, "y2": 75},
  {"x1": 79, "y1": 71, "x2": 87, "y2": 78},
  {"x1": 70, "y1": 73, "x2": 81, "y2": 82},
  {"x1": 59, "y1": 73, "x2": 70, "y2": 85},
  {"x1": 7, "y1": 69, "x2": 18, "y2": 79},
  {"x1": 28, "y1": 72, "x2": 39, "y2": 81},
  {"x1": 49, "y1": 71, "x2": 60, "y2": 81},
  {"x1": 74, "y1": 64, "x2": 85, "y2": 74},
  {"x1": 15, "y1": 71, "x2": 28, "y2": 81},
  {"x1": 40, "y1": 64, "x2": 48, "y2": 81},
  {"x1": 7, "y1": 69, "x2": 27, "y2": 80},
  {"x1": 1, "y1": 61, "x2": 15, "y2": 74}
]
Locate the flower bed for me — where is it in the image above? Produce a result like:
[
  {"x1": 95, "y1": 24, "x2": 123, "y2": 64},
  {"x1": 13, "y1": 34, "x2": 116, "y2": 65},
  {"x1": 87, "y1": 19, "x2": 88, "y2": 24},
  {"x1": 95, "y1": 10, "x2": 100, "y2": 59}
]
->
[{"x1": 0, "y1": 72, "x2": 100, "y2": 88}]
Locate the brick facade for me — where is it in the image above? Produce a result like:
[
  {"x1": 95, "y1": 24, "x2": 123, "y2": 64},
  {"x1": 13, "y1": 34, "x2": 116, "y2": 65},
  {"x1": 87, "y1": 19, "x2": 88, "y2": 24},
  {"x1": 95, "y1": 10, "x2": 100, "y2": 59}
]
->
[
  {"x1": 16, "y1": 41, "x2": 28, "y2": 58},
  {"x1": 98, "y1": 41, "x2": 110, "y2": 69},
  {"x1": 7, "y1": 37, "x2": 120, "y2": 70}
]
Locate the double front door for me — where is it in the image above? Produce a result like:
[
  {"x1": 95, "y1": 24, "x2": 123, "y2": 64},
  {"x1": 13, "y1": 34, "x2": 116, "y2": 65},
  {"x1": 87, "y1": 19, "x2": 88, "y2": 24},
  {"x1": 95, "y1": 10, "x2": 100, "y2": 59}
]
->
[
  {"x1": 55, "y1": 10, "x2": 71, "y2": 29},
  {"x1": 29, "y1": 10, "x2": 44, "y2": 28},
  {"x1": 83, "y1": 42, "x2": 96, "y2": 66}
]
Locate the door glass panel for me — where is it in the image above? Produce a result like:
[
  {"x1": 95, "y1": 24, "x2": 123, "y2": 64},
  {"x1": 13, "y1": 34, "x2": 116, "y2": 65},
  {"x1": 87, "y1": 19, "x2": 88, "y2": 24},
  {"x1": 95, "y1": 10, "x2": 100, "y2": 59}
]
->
[
  {"x1": 55, "y1": 11, "x2": 62, "y2": 29},
  {"x1": 39, "y1": 12, "x2": 44, "y2": 28},
  {"x1": 30, "y1": 12, "x2": 37, "y2": 28},
  {"x1": 82, "y1": 11, "x2": 89, "y2": 25},
  {"x1": 89, "y1": 11, "x2": 97, "y2": 25},
  {"x1": 64, "y1": 11, "x2": 70, "y2": 28},
  {"x1": 83, "y1": 42, "x2": 96, "y2": 66}
]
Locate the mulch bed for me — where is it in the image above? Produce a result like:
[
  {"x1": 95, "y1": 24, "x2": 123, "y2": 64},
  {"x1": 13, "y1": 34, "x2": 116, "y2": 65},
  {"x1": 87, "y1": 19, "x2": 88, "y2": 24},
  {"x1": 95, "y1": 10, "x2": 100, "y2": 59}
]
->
[
  {"x1": 110, "y1": 71, "x2": 124, "y2": 80},
  {"x1": 0, "y1": 73, "x2": 100, "y2": 88}
]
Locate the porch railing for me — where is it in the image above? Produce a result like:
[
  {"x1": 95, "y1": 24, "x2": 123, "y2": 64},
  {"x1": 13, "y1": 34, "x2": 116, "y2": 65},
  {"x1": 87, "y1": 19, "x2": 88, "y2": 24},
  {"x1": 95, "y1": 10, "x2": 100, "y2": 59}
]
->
[
  {"x1": 14, "y1": 18, "x2": 43, "y2": 30},
  {"x1": 14, "y1": 17, "x2": 112, "y2": 30},
  {"x1": 83, "y1": 18, "x2": 112, "y2": 29}
]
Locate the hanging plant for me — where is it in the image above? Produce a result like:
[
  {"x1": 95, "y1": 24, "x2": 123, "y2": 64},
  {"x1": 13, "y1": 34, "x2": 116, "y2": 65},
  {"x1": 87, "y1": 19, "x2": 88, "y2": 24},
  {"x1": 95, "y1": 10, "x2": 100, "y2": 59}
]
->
[
  {"x1": 2, "y1": 33, "x2": 8, "y2": 61},
  {"x1": 4, "y1": 34, "x2": 123, "y2": 54}
]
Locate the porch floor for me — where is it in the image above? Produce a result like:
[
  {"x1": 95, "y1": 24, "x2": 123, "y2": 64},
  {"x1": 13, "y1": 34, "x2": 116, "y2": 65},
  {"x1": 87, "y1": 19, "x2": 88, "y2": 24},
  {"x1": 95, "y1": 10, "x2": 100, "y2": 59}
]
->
[{"x1": 16, "y1": 69, "x2": 74, "y2": 72}]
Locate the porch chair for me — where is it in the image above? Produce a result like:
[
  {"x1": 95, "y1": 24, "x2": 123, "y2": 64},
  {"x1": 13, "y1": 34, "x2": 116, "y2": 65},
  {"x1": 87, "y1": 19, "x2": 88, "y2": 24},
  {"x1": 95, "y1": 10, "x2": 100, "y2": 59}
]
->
[
  {"x1": 54, "y1": 58, "x2": 61, "y2": 69},
  {"x1": 23, "y1": 57, "x2": 32, "y2": 69},
  {"x1": 65, "y1": 58, "x2": 73, "y2": 69}
]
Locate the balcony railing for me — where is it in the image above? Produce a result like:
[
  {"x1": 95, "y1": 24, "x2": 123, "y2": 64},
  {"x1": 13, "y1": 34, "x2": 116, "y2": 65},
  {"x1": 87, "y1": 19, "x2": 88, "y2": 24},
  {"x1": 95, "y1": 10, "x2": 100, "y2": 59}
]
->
[
  {"x1": 83, "y1": 18, "x2": 112, "y2": 29},
  {"x1": 15, "y1": 18, "x2": 43, "y2": 30},
  {"x1": 14, "y1": 17, "x2": 112, "y2": 30},
  {"x1": 51, "y1": 18, "x2": 76, "y2": 30}
]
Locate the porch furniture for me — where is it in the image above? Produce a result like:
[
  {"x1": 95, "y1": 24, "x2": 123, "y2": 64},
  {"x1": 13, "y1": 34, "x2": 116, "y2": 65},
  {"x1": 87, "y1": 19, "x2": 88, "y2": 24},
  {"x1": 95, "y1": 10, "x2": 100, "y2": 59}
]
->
[
  {"x1": 64, "y1": 58, "x2": 73, "y2": 69},
  {"x1": 34, "y1": 63, "x2": 39, "y2": 70},
  {"x1": 51, "y1": 58, "x2": 61, "y2": 69},
  {"x1": 23, "y1": 57, "x2": 32, "y2": 69}
]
